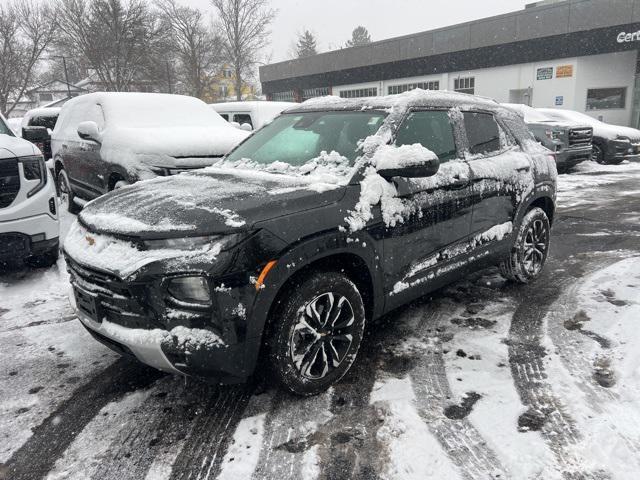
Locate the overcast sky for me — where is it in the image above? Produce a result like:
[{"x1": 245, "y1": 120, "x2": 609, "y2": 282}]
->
[{"x1": 186, "y1": 0, "x2": 531, "y2": 63}]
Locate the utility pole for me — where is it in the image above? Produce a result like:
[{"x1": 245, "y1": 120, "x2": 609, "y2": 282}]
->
[
  {"x1": 166, "y1": 61, "x2": 173, "y2": 94},
  {"x1": 61, "y1": 56, "x2": 71, "y2": 97}
]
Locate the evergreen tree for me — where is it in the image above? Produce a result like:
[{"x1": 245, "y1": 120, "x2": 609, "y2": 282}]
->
[
  {"x1": 296, "y1": 30, "x2": 318, "y2": 58},
  {"x1": 346, "y1": 26, "x2": 372, "y2": 48}
]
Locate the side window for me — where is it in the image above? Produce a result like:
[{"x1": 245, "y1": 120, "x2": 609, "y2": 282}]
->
[
  {"x1": 234, "y1": 113, "x2": 253, "y2": 128},
  {"x1": 395, "y1": 110, "x2": 458, "y2": 162},
  {"x1": 219, "y1": 113, "x2": 229, "y2": 121},
  {"x1": 463, "y1": 112, "x2": 501, "y2": 155},
  {"x1": 86, "y1": 104, "x2": 105, "y2": 131}
]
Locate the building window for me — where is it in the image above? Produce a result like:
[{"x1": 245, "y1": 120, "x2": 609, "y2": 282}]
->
[
  {"x1": 220, "y1": 85, "x2": 229, "y2": 97},
  {"x1": 586, "y1": 87, "x2": 627, "y2": 110},
  {"x1": 39, "y1": 93, "x2": 53, "y2": 102},
  {"x1": 388, "y1": 81, "x2": 439, "y2": 95},
  {"x1": 302, "y1": 87, "x2": 330, "y2": 100},
  {"x1": 339, "y1": 87, "x2": 378, "y2": 99},
  {"x1": 454, "y1": 77, "x2": 475, "y2": 95},
  {"x1": 272, "y1": 91, "x2": 296, "y2": 102}
]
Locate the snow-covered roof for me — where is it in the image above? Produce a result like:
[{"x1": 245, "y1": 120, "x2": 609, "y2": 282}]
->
[{"x1": 288, "y1": 89, "x2": 502, "y2": 113}]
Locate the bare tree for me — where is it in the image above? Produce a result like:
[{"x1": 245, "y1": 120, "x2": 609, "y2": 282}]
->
[
  {"x1": 210, "y1": 0, "x2": 275, "y2": 101},
  {"x1": 155, "y1": 0, "x2": 223, "y2": 99},
  {"x1": 56, "y1": 0, "x2": 164, "y2": 92},
  {"x1": 0, "y1": 0, "x2": 58, "y2": 117}
]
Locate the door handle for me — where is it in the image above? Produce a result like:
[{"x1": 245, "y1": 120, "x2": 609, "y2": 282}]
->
[{"x1": 516, "y1": 166, "x2": 531, "y2": 173}]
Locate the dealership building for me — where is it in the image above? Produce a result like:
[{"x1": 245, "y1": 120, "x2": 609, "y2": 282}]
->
[{"x1": 260, "y1": 0, "x2": 640, "y2": 127}]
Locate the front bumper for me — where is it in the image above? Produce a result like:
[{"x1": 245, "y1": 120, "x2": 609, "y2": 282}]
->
[
  {"x1": 65, "y1": 253, "x2": 262, "y2": 383},
  {"x1": 555, "y1": 145, "x2": 592, "y2": 168},
  {"x1": 0, "y1": 230, "x2": 59, "y2": 261},
  {"x1": 608, "y1": 139, "x2": 640, "y2": 161}
]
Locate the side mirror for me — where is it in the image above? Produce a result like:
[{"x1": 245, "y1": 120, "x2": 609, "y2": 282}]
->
[
  {"x1": 378, "y1": 155, "x2": 440, "y2": 179},
  {"x1": 22, "y1": 126, "x2": 49, "y2": 143},
  {"x1": 229, "y1": 121, "x2": 241, "y2": 129},
  {"x1": 77, "y1": 121, "x2": 101, "y2": 143},
  {"x1": 240, "y1": 123, "x2": 253, "y2": 131}
]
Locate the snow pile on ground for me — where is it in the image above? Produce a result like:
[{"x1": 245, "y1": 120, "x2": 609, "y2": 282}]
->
[
  {"x1": 217, "y1": 414, "x2": 266, "y2": 480},
  {"x1": 64, "y1": 220, "x2": 224, "y2": 278}
]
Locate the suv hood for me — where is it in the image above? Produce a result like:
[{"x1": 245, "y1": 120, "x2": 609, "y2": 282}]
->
[
  {"x1": 102, "y1": 125, "x2": 250, "y2": 159},
  {"x1": 0, "y1": 134, "x2": 39, "y2": 158},
  {"x1": 78, "y1": 168, "x2": 347, "y2": 239},
  {"x1": 526, "y1": 120, "x2": 590, "y2": 130}
]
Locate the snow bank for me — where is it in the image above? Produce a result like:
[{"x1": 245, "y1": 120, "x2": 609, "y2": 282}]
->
[
  {"x1": 64, "y1": 220, "x2": 223, "y2": 278},
  {"x1": 217, "y1": 414, "x2": 266, "y2": 480}
]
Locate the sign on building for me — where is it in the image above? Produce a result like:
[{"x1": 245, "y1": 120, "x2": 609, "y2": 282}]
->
[
  {"x1": 555, "y1": 96, "x2": 564, "y2": 106},
  {"x1": 537, "y1": 67, "x2": 553, "y2": 80},
  {"x1": 556, "y1": 65, "x2": 574, "y2": 78}
]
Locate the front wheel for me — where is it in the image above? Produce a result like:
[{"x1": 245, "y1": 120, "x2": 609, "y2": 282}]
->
[
  {"x1": 57, "y1": 169, "x2": 81, "y2": 214},
  {"x1": 500, "y1": 207, "x2": 551, "y2": 284},
  {"x1": 266, "y1": 272, "x2": 366, "y2": 396}
]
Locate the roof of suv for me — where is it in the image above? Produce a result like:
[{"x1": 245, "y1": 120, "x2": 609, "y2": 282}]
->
[{"x1": 285, "y1": 89, "x2": 504, "y2": 114}]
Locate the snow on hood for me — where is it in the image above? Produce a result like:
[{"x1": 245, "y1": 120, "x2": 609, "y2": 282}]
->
[
  {"x1": 64, "y1": 220, "x2": 226, "y2": 278},
  {"x1": 100, "y1": 125, "x2": 249, "y2": 176},
  {"x1": 0, "y1": 133, "x2": 39, "y2": 158},
  {"x1": 78, "y1": 161, "x2": 348, "y2": 238}
]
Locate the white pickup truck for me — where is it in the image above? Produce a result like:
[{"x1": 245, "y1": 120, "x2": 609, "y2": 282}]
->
[{"x1": 0, "y1": 111, "x2": 59, "y2": 267}]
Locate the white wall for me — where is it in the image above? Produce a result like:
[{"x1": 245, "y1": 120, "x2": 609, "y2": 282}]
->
[{"x1": 330, "y1": 51, "x2": 638, "y2": 126}]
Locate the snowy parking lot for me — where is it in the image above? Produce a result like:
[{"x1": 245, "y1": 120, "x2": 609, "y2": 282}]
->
[{"x1": 1, "y1": 160, "x2": 640, "y2": 480}]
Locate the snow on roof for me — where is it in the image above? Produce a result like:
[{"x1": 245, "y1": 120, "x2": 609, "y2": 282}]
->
[
  {"x1": 502, "y1": 103, "x2": 553, "y2": 123},
  {"x1": 64, "y1": 92, "x2": 230, "y2": 129},
  {"x1": 289, "y1": 89, "x2": 501, "y2": 113}
]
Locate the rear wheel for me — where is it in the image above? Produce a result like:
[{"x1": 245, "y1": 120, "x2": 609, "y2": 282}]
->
[
  {"x1": 112, "y1": 179, "x2": 130, "y2": 190},
  {"x1": 266, "y1": 271, "x2": 366, "y2": 396},
  {"x1": 500, "y1": 207, "x2": 551, "y2": 284},
  {"x1": 57, "y1": 169, "x2": 81, "y2": 214},
  {"x1": 591, "y1": 143, "x2": 605, "y2": 164}
]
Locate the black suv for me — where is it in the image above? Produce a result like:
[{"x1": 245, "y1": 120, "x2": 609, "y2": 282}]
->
[{"x1": 64, "y1": 91, "x2": 557, "y2": 395}]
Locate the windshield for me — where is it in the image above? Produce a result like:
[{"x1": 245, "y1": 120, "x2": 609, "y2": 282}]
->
[
  {"x1": 224, "y1": 111, "x2": 387, "y2": 166},
  {"x1": 0, "y1": 116, "x2": 13, "y2": 136}
]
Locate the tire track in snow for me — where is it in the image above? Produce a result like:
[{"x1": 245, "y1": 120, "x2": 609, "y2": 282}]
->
[
  {"x1": 168, "y1": 384, "x2": 253, "y2": 480},
  {"x1": 2, "y1": 358, "x2": 163, "y2": 480},
  {"x1": 507, "y1": 270, "x2": 609, "y2": 479},
  {"x1": 403, "y1": 299, "x2": 509, "y2": 480}
]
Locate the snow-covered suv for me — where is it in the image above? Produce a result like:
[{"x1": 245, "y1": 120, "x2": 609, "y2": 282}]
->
[
  {"x1": 0, "y1": 113, "x2": 59, "y2": 267},
  {"x1": 64, "y1": 90, "x2": 557, "y2": 395}
]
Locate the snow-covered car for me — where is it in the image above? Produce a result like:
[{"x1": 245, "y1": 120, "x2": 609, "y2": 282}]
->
[
  {"x1": 0, "y1": 112, "x2": 59, "y2": 267},
  {"x1": 51, "y1": 92, "x2": 250, "y2": 213},
  {"x1": 21, "y1": 107, "x2": 61, "y2": 163},
  {"x1": 210, "y1": 101, "x2": 297, "y2": 131},
  {"x1": 64, "y1": 90, "x2": 556, "y2": 395},
  {"x1": 538, "y1": 108, "x2": 640, "y2": 165},
  {"x1": 503, "y1": 104, "x2": 592, "y2": 172}
]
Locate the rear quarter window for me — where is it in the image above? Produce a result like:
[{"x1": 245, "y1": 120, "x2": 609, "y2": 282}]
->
[{"x1": 463, "y1": 112, "x2": 501, "y2": 155}]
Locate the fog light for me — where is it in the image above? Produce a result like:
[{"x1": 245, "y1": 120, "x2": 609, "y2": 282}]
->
[{"x1": 167, "y1": 276, "x2": 211, "y2": 305}]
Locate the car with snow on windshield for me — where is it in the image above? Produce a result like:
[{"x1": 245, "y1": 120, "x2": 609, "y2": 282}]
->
[
  {"x1": 538, "y1": 108, "x2": 640, "y2": 165},
  {"x1": 503, "y1": 103, "x2": 592, "y2": 172},
  {"x1": 64, "y1": 90, "x2": 557, "y2": 395},
  {"x1": 51, "y1": 92, "x2": 249, "y2": 214}
]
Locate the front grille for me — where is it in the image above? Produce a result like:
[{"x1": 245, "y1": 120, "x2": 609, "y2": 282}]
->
[
  {"x1": 0, "y1": 158, "x2": 20, "y2": 208},
  {"x1": 569, "y1": 128, "x2": 593, "y2": 147},
  {"x1": 0, "y1": 233, "x2": 29, "y2": 256},
  {"x1": 67, "y1": 259, "x2": 131, "y2": 298}
]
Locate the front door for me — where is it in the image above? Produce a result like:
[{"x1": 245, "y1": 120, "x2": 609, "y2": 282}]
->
[{"x1": 381, "y1": 109, "x2": 475, "y2": 308}]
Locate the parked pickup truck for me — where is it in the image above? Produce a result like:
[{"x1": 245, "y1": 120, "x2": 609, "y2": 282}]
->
[{"x1": 504, "y1": 104, "x2": 592, "y2": 172}]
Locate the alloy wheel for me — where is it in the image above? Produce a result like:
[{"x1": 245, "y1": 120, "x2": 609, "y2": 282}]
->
[
  {"x1": 290, "y1": 292, "x2": 356, "y2": 380},
  {"x1": 522, "y1": 219, "x2": 549, "y2": 276},
  {"x1": 58, "y1": 173, "x2": 70, "y2": 209},
  {"x1": 591, "y1": 144, "x2": 604, "y2": 163}
]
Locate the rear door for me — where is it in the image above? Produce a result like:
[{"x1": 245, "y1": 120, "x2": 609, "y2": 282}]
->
[
  {"x1": 382, "y1": 109, "x2": 475, "y2": 307},
  {"x1": 464, "y1": 111, "x2": 534, "y2": 251}
]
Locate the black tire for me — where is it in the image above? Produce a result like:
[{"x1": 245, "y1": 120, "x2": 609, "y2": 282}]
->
[
  {"x1": 500, "y1": 207, "x2": 551, "y2": 284},
  {"x1": 591, "y1": 143, "x2": 606, "y2": 164},
  {"x1": 266, "y1": 271, "x2": 366, "y2": 396},
  {"x1": 57, "y1": 168, "x2": 81, "y2": 214}
]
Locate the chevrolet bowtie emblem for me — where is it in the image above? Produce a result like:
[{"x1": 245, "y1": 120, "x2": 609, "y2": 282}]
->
[{"x1": 85, "y1": 235, "x2": 95, "y2": 246}]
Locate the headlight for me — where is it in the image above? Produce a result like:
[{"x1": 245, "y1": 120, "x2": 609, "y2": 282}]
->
[
  {"x1": 20, "y1": 155, "x2": 47, "y2": 197},
  {"x1": 167, "y1": 276, "x2": 211, "y2": 305},
  {"x1": 545, "y1": 130, "x2": 562, "y2": 141},
  {"x1": 143, "y1": 233, "x2": 247, "y2": 251}
]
